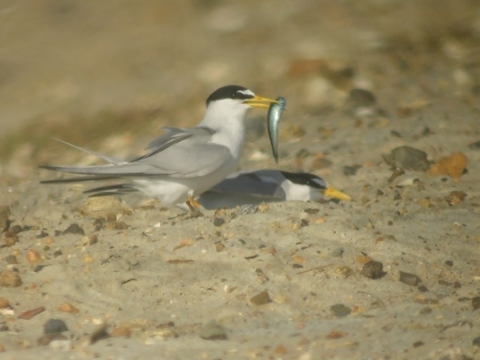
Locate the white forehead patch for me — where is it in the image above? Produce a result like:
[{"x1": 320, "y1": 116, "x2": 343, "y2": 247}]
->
[{"x1": 238, "y1": 89, "x2": 255, "y2": 97}]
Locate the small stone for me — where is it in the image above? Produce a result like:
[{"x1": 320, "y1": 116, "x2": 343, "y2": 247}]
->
[
  {"x1": 257, "y1": 203, "x2": 269, "y2": 213},
  {"x1": 26, "y1": 249, "x2": 42, "y2": 264},
  {"x1": 468, "y1": 140, "x2": 480, "y2": 149},
  {"x1": 0, "y1": 270, "x2": 22, "y2": 287},
  {"x1": 9, "y1": 225, "x2": 23, "y2": 234},
  {"x1": 330, "y1": 304, "x2": 351, "y2": 318},
  {"x1": 0, "y1": 297, "x2": 9, "y2": 308},
  {"x1": 36, "y1": 230, "x2": 49, "y2": 239},
  {"x1": 213, "y1": 218, "x2": 225, "y2": 227},
  {"x1": 473, "y1": 336, "x2": 480, "y2": 347},
  {"x1": 79, "y1": 196, "x2": 128, "y2": 218},
  {"x1": 444, "y1": 260, "x2": 454, "y2": 267},
  {"x1": 237, "y1": 205, "x2": 257, "y2": 215},
  {"x1": 89, "y1": 323, "x2": 109, "y2": 344},
  {"x1": 427, "y1": 152, "x2": 468, "y2": 182},
  {"x1": 445, "y1": 191, "x2": 467, "y2": 204},
  {"x1": 343, "y1": 165, "x2": 362, "y2": 176},
  {"x1": 106, "y1": 221, "x2": 128, "y2": 230},
  {"x1": 250, "y1": 290, "x2": 271, "y2": 305},
  {"x1": 420, "y1": 307, "x2": 432, "y2": 315},
  {"x1": 331, "y1": 266, "x2": 353, "y2": 279},
  {"x1": 399, "y1": 271, "x2": 422, "y2": 286},
  {"x1": 49, "y1": 339, "x2": 71, "y2": 351},
  {"x1": 61, "y1": 224, "x2": 85, "y2": 236},
  {"x1": 382, "y1": 146, "x2": 430, "y2": 171},
  {"x1": 82, "y1": 234, "x2": 98, "y2": 246},
  {"x1": 472, "y1": 297, "x2": 480, "y2": 310},
  {"x1": 361, "y1": 260, "x2": 385, "y2": 279},
  {"x1": 216, "y1": 243, "x2": 225, "y2": 252},
  {"x1": 106, "y1": 213, "x2": 117, "y2": 222},
  {"x1": 347, "y1": 88, "x2": 376, "y2": 108},
  {"x1": 4, "y1": 234, "x2": 18, "y2": 247},
  {"x1": 111, "y1": 326, "x2": 131, "y2": 338},
  {"x1": 274, "y1": 345, "x2": 287, "y2": 355},
  {"x1": 45, "y1": 237, "x2": 54, "y2": 245},
  {"x1": 18, "y1": 306, "x2": 45, "y2": 320},
  {"x1": 331, "y1": 247, "x2": 344, "y2": 257},
  {"x1": 4, "y1": 255, "x2": 18, "y2": 264},
  {"x1": 0, "y1": 206, "x2": 11, "y2": 232},
  {"x1": 200, "y1": 320, "x2": 228, "y2": 340},
  {"x1": 58, "y1": 303, "x2": 79, "y2": 314},
  {"x1": 44, "y1": 319, "x2": 68, "y2": 334}
]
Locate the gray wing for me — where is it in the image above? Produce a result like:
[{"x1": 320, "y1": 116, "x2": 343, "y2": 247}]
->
[
  {"x1": 40, "y1": 126, "x2": 231, "y2": 178},
  {"x1": 208, "y1": 173, "x2": 285, "y2": 199}
]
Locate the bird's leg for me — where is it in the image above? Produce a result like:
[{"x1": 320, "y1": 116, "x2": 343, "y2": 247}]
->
[{"x1": 186, "y1": 196, "x2": 203, "y2": 217}]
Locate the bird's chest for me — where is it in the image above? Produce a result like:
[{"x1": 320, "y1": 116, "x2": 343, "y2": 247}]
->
[{"x1": 211, "y1": 122, "x2": 246, "y2": 161}]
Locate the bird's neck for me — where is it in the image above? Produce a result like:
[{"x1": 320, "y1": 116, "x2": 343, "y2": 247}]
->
[{"x1": 198, "y1": 105, "x2": 248, "y2": 159}]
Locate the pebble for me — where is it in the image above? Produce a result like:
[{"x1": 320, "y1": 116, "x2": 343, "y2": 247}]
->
[
  {"x1": 4, "y1": 255, "x2": 18, "y2": 264},
  {"x1": 382, "y1": 146, "x2": 430, "y2": 171},
  {"x1": 399, "y1": 271, "x2": 422, "y2": 286},
  {"x1": 237, "y1": 205, "x2": 257, "y2": 215},
  {"x1": 331, "y1": 247, "x2": 344, "y2": 257},
  {"x1": 78, "y1": 196, "x2": 127, "y2": 218},
  {"x1": 44, "y1": 319, "x2": 68, "y2": 334},
  {"x1": 0, "y1": 206, "x2": 10, "y2": 232},
  {"x1": 472, "y1": 297, "x2": 480, "y2": 310},
  {"x1": 250, "y1": 290, "x2": 271, "y2": 305},
  {"x1": 330, "y1": 304, "x2": 351, "y2": 318},
  {"x1": 89, "y1": 323, "x2": 109, "y2": 344},
  {"x1": 445, "y1": 191, "x2": 467, "y2": 204},
  {"x1": 199, "y1": 320, "x2": 228, "y2": 340},
  {"x1": 213, "y1": 217, "x2": 225, "y2": 227},
  {"x1": 331, "y1": 266, "x2": 354, "y2": 279},
  {"x1": 473, "y1": 336, "x2": 480, "y2": 347},
  {"x1": 0, "y1": 297, "x2": 9, "y2": 308},
  {"x1": 9, "y1": 225, "x2": 23, "y2": 234},
  {"x1": 111, "y1": 326, "x2": 131, "y2": 338},
  {"x1": 61, "y1": 224, "x2": 85, "y2": 236},
  {"x1": 58, "y1": 303, "x2": 79, "y2": 314},
  {"x1": 216, "y1": 243, "x2": 225, "y2": 252},
  {"x1": 346, "y1": 88, "x2": 376, "y2": 108},
  {"x1": 18, "y1": 306, "x2": 45, "y2": 320},
  {"x1": 49, "y1": 339, "x2": 72, "y2": 351},
  {"x1": 343, "y1": 165, "x2": 362, "y2": 176},
  {"x1": 0, "y1": 270, "x2": 22, "y2": 287},
  {"x1": 427, "y1": 152, "x2": 468, "y2": 182},
  {"x1": 82, "y1": 234, "x2": 98, "y2": 246},
  {"x1": 26, "y1": 249, "x2": 42, "y2": 264},
  {"x1": 4, "y1": 233, "x2": 18, "y2": 247},
  {"x1": 361, "y1": 260, "x2": 385, "y2": 279},
  {"x1": 468, "y1": 140, "x2": 480, "y2": 149}
]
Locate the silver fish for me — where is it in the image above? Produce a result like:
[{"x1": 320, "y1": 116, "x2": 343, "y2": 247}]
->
[{"x1": 267, "y1": 97, "x2": 286, "y2": 163}]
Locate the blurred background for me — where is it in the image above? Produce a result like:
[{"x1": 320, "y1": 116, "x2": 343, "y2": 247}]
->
[{"x1": 1, "y1": 0, "x2": 479, "y2": 177}]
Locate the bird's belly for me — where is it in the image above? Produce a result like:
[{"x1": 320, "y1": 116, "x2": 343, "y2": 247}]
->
[
  {"x1": 132, "y1": 154, "x2": 237, "y2": 205},
  {"x1": 133, "y1": 179, "x2": 191, "y2": 205}
]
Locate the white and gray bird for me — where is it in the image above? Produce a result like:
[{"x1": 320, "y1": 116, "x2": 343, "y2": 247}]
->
[
  {"x1": 191, "y1": 170, "x2": 351, "y2": 210},
  {"x1": 40, "y1": 85, "x2": 279, "y2": 211}
]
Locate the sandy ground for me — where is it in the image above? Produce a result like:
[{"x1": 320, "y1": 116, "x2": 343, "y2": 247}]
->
[{"x1": 1, "y1": 1, "x2": 480, "y2": 359}]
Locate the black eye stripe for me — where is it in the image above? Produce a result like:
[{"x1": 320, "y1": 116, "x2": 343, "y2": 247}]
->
[{"x1": 280, "y1": 171, "x2": 327, "y2": 189}]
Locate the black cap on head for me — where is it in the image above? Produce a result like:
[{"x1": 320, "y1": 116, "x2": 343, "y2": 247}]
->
[
  {"x1": 280, "y1": 171, "x2": 327, "y2": 189},
  {"x1": 206, "y1": 85, "x2": 254, "y2": 106}
]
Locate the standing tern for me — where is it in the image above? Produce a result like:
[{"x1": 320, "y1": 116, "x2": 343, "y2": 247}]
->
[{"x1": 40, "y1": 85, "x2": 279, "y2": 211}]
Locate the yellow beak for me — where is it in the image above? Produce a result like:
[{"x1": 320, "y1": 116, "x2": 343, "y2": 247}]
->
[
  {"x1": 243, "y1": 95, "x2": 279, "y2": 109},
  {"x1": 322, "y1": 187, "x2": 351, "y2": 201}
]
